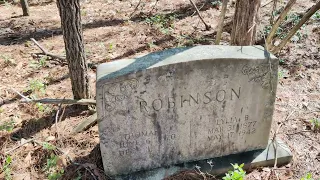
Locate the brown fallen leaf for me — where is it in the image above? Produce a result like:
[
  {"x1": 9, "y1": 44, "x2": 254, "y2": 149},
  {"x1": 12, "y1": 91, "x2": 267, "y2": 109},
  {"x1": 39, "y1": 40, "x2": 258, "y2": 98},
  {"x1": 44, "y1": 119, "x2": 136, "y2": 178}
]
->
[{"x1": 24, "y1": 152, "x2": 32, "y2": 167}]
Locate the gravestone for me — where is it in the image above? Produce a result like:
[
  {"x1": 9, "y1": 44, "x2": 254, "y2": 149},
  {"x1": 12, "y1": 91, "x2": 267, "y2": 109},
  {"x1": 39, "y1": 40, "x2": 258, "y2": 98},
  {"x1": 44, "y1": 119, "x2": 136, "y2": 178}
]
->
[{"x1": 96, "y1": 46, "x2": 290, "y2": 178}]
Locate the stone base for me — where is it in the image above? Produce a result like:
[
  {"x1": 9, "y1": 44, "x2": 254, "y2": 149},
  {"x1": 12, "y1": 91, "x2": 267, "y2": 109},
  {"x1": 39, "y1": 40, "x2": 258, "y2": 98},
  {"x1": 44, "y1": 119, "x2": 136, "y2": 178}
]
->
[{"x1": 114, "y1": 138, "x2": 292, "y2": 180}]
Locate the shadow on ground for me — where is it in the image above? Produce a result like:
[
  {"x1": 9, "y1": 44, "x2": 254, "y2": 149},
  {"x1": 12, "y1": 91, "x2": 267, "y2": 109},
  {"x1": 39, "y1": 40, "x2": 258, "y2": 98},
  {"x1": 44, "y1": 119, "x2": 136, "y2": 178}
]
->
[
  {"x1": 11, "y1": 105, "x2": 90, "y2": 140},
  {"x1": 0, "y1": 0, "x2": 212, "y2": 45}
]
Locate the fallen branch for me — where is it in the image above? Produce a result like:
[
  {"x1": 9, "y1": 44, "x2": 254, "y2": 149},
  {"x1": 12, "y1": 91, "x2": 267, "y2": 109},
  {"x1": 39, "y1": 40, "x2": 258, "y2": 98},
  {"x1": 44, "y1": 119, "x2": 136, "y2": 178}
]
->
[
  {"x1": 72, "y1": 113, "x2": 97, "y2": 134},
  {"x1": 30, "y1": 38, "x2": 66, "y2": 61},
  {"x1": 189, "y1": 0, "x2": 211, "y2": 30},
  {"x1": 21, "y1": 98, "x2": 96, "y2": 105},
  {"x1": 5, "y1": 138, "x2": 35, "y2": 154},
  {"x1": 215, "y1": 0, "x2": 229, "y2": 45}
]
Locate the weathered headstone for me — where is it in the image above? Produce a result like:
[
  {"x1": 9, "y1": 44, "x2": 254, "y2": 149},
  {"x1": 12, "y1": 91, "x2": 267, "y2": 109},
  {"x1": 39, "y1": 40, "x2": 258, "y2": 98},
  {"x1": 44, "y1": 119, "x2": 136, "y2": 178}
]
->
[{"x1": 96, "y1": 46, "x2": 288, "y2": 178}]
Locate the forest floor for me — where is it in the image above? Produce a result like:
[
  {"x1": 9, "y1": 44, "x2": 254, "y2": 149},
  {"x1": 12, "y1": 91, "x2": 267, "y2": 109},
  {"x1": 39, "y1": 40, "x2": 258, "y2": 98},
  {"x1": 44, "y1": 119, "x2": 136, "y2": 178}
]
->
[{"x1": 0, "y1": 0, "x2": 320, "y2": 179}]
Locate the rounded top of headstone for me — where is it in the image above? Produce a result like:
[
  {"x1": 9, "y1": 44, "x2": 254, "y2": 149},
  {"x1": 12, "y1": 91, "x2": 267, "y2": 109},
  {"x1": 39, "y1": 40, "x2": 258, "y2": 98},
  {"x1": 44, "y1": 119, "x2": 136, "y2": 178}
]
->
[{"x1": 97, "y1": 45, "x2": 277, "y2": 81}]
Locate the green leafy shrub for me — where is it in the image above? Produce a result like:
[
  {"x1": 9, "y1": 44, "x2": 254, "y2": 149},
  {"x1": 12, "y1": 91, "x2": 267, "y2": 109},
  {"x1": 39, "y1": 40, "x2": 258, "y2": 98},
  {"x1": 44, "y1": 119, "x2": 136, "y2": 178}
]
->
[
  {"x1": 301, "y1": 173, "x2": 314, "y2": 180},
  {"x1": 0, "y1": 120, "x2": 15, "y2": 132},
  {"x1": 310, "y1": 118, "x2": 320, "y2": 131},
  {"x1": 222, "y1": 163, "x2": 246, "y2": 180},
  {"x1": 145, "y1": 14, "x2": 176, "y2": 34},
  {"x1": 44, "y1": 154, "x2": 64, "y2": 180},
  {"x1": 2, "y1": 155, "x2": 12, "y2": 180}
]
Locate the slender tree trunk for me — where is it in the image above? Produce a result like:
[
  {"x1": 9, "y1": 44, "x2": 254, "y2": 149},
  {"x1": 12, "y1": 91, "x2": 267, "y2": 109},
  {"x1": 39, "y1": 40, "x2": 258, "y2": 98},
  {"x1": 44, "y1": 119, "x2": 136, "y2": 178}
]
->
[
  {"x1": 20, "y1": 0, "x2": 29, "y2": 16},
  {"x1": 215, "y1": 0, "x2": 229, "y2": 45},
  {"x1": 231, "y1": 0, "x2": 261, "y2": 45},
  {"x1": 57, "y1": 0, "x2": 90, "y2": 99}
]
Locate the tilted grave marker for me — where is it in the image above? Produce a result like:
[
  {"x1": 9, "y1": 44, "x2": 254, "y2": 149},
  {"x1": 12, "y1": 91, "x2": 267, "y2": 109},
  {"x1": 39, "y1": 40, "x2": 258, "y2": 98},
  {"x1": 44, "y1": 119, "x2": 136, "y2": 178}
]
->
[{"x1": 96, "y1": 46, "x2": 290, "y2": 178}]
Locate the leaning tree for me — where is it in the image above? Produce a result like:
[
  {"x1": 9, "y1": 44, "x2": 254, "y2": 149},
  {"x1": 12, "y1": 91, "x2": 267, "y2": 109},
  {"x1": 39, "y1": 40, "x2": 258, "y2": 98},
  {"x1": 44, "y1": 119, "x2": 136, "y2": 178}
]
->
[{"x1": 56, "y1": 0, "x2": 90, "y2": 99}]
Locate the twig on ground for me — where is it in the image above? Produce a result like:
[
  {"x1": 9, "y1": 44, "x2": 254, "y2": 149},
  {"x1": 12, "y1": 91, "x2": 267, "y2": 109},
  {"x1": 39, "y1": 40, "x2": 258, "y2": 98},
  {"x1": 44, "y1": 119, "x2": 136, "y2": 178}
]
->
[
  {"x1": 72, "y1": 113, "x2": 97, "y2": 134},
  {"x1": 129, "y1": 0, "x2": 142, "y2": 18},
  {"x1": 267, "y1": 110, "x2": 295, "y2": 180},
  {"x1": 55, "y1": 98, "x2": 65, "y2": 138},
  {"x1": 30, "y1": 38, "x2": 66, "y2": 61},
  {"x1": 10, "y1": 88, "x2": 32, "y2": 102},
  {"x1": 189, "y1": 0, "x2": 211, "y2": 30},
  {"x1": 5, "y1": 138, "x2": 35, "y2": 155},
  {"x1": 20, "y1": 98, "x2": 96, "y2": 105}
]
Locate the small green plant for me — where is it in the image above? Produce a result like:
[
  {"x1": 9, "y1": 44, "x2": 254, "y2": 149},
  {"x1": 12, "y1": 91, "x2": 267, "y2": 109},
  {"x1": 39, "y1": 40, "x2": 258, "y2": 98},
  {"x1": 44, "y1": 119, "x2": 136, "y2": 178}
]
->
[
  {"x1": 39, "y1": 56, "x2": 48, "y2": 67},
  {"x1": 278, "y1": 70, "x2": 284, "y2": 79},
  {"x1": 222, "y1": 163, "x2": 246, "y2": 180},
  {"x1": 30, "y1": 55, "x2": 48, "y2": 69},
  {"x1": 1, "y1": 55, "x2": 16, "y2": 67},
  {"x1": 42, "y1": 142, "x2": 56, "y2": 151},
  {"x1": 35, "y1": 102, "x2": 49, "y2": 112},
  {"x1": 108, "y1": 43, "x2": 114, "y2": 52},
  {"x1": 0, "y1": 107, "x2": 4, "y2": 113},
  {"x1": 310, "y1": 118, "x2": 320, "y2": 131},
  {"x1": 263, "y1": 25, "x2": 284, "y2": 39},
  {"x1": 44, "y1": 154, "x2": 64, "y2": 180},
  {"x1": 312, "y1": 11, "x2": 320, "y2": 20},
  {"x1": 147, "y1": 41, "x2": 157, "y2": 49},
  {"x1": 0, "y1": 120, "x2": 15, "y2": 132},
  {"x1": 29, "y1": 80, "x2": 46, "y2": 94},
  {"x1": 301, "y1": 172, "x2": 314, "y2": 180},
  {"x1": 2, "y1": 155, "x2": 12, "y2": 180},
  {"x1": 145, "y1": 14, "x2": 176, "y2": 34},
  {"x1": 211, "y1": 0, "x2": 222, "y2": 7}
]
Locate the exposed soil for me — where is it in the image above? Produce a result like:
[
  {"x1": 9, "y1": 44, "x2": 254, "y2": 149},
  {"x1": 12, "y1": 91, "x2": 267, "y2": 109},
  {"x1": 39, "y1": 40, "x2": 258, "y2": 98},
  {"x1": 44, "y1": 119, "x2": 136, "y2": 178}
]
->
[{"x1": 0, "y1": 0, "x2": 319, "y2": 179}]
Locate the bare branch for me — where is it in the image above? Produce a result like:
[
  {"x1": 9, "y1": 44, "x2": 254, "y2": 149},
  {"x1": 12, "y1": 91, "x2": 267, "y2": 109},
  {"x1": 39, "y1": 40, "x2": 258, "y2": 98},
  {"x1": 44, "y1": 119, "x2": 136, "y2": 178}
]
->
[
  {"x1": 215, "y1": 0, "x2": 229, "y2": 45},
  {"x1": 271, "y1": 1, "x2": 320, "y2": 53},
  {"x1": 5, "y1": 138, "x2": 34, "y2": 154},
  {"x1": 189, "y1": 0, "x2": 211, "y2": 30},
  {"x1": 10, "y1": 88, "x2": 32, "y2": 102},
  {"x1": 21, "y1": 98, "x2": 96, "y2": 105},
  {"x1": 30, "y1": 38, "x2": 66, "y2": 61},
  {"x1": 266, "y1": 0, "x2": 296, "y2": 48}
]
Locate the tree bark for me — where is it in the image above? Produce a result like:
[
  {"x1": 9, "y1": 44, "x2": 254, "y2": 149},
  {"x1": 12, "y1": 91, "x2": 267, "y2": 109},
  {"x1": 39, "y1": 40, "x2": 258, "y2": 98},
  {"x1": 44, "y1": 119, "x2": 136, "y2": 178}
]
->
[
  {"x1": 231, "y1": 0, "x2": 261, "y2": 45},
  {"x1": 20, "y1": 0, "x2": 29, "y2": 16},
  {"x1": 57, "y1": 0, "x2": 90, "y2": 99}
]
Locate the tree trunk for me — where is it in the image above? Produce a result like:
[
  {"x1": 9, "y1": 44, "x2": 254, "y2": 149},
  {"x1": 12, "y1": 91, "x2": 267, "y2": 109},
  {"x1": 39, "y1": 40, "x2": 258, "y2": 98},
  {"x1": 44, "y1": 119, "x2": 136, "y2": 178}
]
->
[
  {"x1": 231, "y1": 0, "x2": 261, "y2": 45},
  {"x1": 20, "y1": 0, "x2": 29, "y2": 16},
  {"x1": 57, "y1": 0, "x2": 90, "y2": 99}
]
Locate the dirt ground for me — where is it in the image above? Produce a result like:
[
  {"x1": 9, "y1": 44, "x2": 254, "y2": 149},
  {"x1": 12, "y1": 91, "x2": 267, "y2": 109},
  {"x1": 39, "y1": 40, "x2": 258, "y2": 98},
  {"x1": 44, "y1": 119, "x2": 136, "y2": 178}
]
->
[{"x1": 0, "y1": 0, "x2": 319, "y2": 179}]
